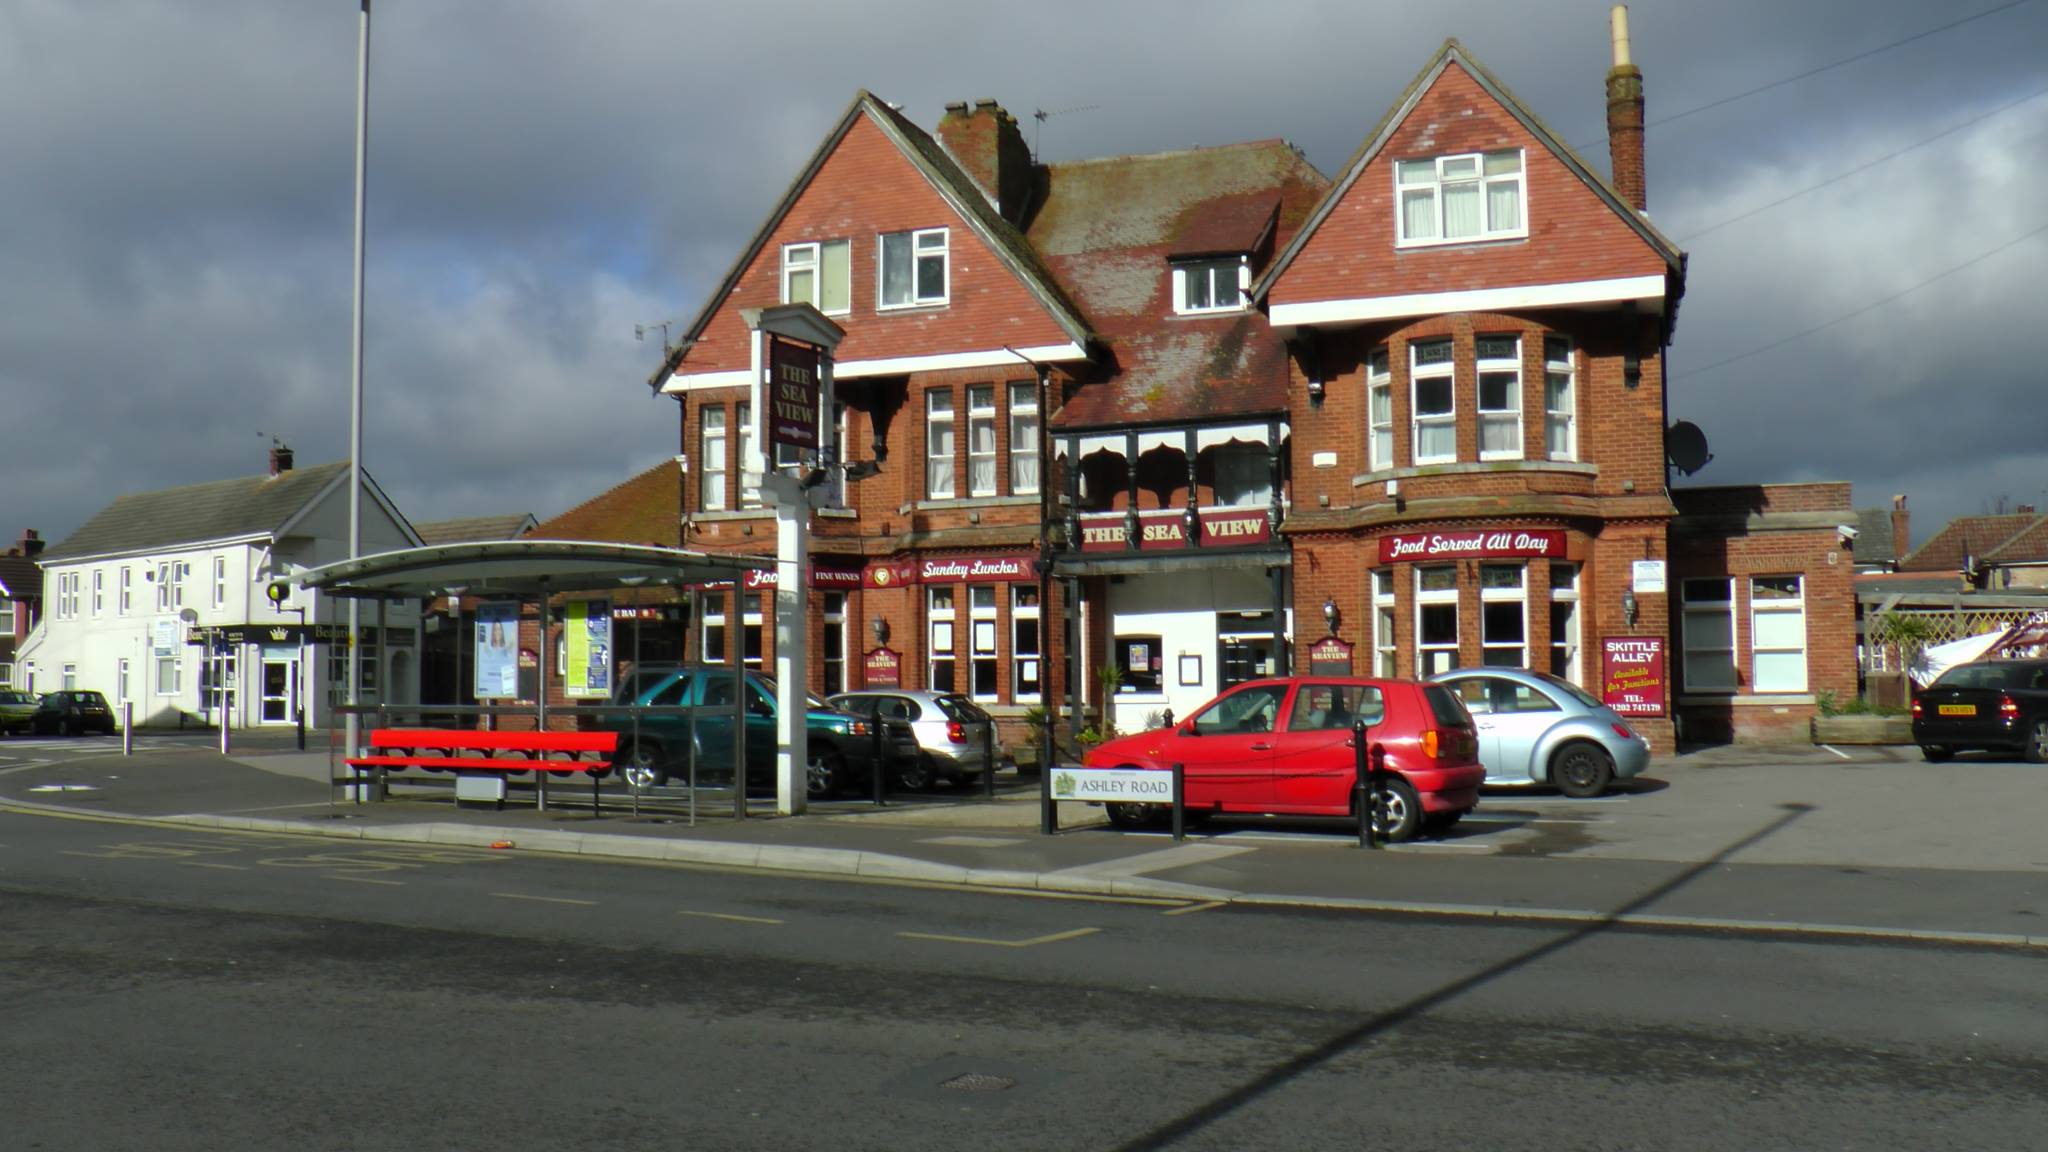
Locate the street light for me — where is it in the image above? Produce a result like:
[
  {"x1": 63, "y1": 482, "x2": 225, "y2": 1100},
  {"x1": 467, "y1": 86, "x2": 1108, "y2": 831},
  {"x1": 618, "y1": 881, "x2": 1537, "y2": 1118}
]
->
[{"x1": 343, "y1": 0, "x2": 372, "y2": 764}]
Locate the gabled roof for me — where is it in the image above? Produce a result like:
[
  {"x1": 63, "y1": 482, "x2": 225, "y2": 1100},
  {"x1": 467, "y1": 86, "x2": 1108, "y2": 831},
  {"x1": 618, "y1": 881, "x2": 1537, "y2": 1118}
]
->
[
  {"x1": 1250, "y1": 39, "x2": 1685, "y2": 308},
  {"x1": 414, "y1": 514, "x2": 538, "y2": 546},
  {"x1": 650, "y1": 91, "x2": 1094, "y2": 390},
  {"x1": 1984, "y1": 516, "x2": 2048, "y2": 564},
  {"x1": 0, "y1": 554, "x2": 39, "y2": 601},
  {"x1": 1850, "y1": 507, "x2": 1898, "y2": 563},
  {"x1": 532, "y1": 460, "x2": 680, "y2": 548},
  {"x1": 40, "y1": 462, "x2": 419, "y2": 563},
  {"x1": 1028, "y1": 140, "x2": 1330, "y2": 428},
  {"x1": 1899, "y1": 513, "x2": 2037, "y2": 573}
]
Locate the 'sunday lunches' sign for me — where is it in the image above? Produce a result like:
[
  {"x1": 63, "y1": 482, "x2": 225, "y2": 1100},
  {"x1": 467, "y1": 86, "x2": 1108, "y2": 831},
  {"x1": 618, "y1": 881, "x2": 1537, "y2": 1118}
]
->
[
  {"x1": 1377, "y1": 529, "x2": 1566, "y2": 564},
  {"x1": 1051, "y1": 767, "x2": 1177, "y2": 805}
]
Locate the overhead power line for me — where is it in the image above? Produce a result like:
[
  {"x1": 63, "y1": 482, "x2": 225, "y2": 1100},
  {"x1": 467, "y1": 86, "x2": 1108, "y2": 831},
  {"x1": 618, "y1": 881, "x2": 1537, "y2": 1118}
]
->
[
  {"x1": 1676, "y1": 83, "x2": 2048, "y2": 242},
  {"x1": 1680, "y1": 221, "x2": 2048, "y2": 379}
]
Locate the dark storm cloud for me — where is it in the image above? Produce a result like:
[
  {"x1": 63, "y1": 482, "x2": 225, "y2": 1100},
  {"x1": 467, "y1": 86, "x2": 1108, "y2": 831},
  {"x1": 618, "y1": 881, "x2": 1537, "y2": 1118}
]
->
[{"x1": 3, "y1": 0, "x2": 2043, "y2": 548}]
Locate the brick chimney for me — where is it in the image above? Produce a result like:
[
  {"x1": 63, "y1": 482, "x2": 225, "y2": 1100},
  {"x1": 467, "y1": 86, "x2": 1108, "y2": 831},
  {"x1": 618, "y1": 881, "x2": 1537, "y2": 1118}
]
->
[
  {"x1": 1606, "y1": 5, "x2": 1647, "y2": 212},
  {"x1": 1890, "y1": 494, "x2": 1909, "y2": 562},
  {"x1": 13, "y1": 529, "x2": 42, "y2": 558},
  {"x1": 2019, "y1": 503, "x2": 2038, "y2": 516},
  {"x1": 268, "y1": 443, "x2": 294, "y2": 477},
  {"x1": 936, "y1": 99, "x2": 1034, "y2": 225}
]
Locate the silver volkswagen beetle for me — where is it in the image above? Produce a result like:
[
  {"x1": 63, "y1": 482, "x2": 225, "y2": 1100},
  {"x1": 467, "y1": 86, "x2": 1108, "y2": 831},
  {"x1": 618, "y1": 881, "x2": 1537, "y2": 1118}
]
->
[{"x1": 1426, "y1": 668, "x2": 1650, "y2": 796}]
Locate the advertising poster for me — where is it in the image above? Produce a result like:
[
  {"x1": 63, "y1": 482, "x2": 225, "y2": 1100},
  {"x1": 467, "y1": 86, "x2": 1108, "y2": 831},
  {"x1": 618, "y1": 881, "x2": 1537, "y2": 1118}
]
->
[
  {"x1": 1601, "y1": 637, "x2": 1667, "y2": 717},
  {"x1": 474, "y1": 602, "x2": 520, "y2": 699},
  {"x1": 566, "y1": 599, "x2": 612, "y2": 699}
]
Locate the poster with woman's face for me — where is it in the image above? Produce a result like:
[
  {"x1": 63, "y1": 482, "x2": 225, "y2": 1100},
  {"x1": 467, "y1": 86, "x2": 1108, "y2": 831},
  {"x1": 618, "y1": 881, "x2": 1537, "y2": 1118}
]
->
[{"x1": 475, "y1": 602, "x2": 519, "y2": 699}]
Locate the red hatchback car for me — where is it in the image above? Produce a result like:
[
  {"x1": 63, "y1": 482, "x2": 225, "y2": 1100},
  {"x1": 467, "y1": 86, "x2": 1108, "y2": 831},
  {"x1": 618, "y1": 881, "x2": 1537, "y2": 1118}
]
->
[{"x1": 1082, "y1": 677, "x2": 1485, "y2": 842}]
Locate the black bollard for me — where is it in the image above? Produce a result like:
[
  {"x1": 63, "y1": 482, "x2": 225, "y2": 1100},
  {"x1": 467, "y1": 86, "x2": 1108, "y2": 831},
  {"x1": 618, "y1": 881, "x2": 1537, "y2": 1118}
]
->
[{"x1": 1354, "y1": 714, "x2": 1377, "y2": 850}]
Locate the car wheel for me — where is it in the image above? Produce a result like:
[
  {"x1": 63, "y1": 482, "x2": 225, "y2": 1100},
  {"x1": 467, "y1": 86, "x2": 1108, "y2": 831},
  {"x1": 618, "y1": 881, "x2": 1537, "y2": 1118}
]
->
[
  {"x1": 1552, "y1": 742, "x2": 1615, "y2": 798},
  {"x1": 1103, "y1": 802, "x2": 1162, "y2": 830},
  {"x1": 895, "y1": 752, "x2": 933, "y2": 792},
  {"x1": 2026, "y1": 722, "x2": 2048, "y2": 765},
  {"x1": 1368, "y1": 776, "x2": 1422, "y2": 843},
  {"x1": 616, "y1": 740, "x2": 668, "y2": 789},
  {"x1": 806, "y1": 750, "x2": 844, "y2": 799},
  {"x1": 1920, "y1": 744, "x2": 1953, "y2": 763}
]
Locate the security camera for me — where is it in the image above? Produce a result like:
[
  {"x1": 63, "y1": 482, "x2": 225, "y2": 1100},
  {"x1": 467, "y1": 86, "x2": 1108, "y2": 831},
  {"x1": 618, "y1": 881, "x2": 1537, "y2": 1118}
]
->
[{"x1": 1837, "y1": 524, "x2": 1859, "y2": 541}]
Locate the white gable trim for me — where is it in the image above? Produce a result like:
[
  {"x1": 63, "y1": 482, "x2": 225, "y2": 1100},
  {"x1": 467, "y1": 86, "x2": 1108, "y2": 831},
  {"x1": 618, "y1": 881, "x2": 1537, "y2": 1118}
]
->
[
  {"x1": 273, "y1": 468, "x2": 425, "y2": 548},
  {"x1": 1269, "y1": 275, "x2": 1666, "y2": 330},
  {"x1": 663, "y1": 342, "x2": 1085, "y2": 393}
]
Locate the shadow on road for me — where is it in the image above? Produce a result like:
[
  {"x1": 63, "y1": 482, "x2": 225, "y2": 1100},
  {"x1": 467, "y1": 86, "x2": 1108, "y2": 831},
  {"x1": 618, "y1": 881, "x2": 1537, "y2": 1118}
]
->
[{"x1": 1111, "y1": 802, "x2": 1816, "y2": 1152}]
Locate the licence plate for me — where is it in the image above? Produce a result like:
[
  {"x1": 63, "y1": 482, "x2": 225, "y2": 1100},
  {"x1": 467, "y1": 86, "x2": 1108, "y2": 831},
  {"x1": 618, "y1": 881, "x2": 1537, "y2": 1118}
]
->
[{"x1": 1937, "y1": 704, "x2": 1976, "y2": 717}]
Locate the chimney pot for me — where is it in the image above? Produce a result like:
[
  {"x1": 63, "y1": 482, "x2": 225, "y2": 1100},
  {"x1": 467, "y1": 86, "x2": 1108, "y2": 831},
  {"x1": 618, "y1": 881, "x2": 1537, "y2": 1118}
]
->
[
  {"x1": 943, "y1": 100, "x2": 968, "y2": 115},
  {"x1": 1605, "y1": 5, "x2": 1647, "y2": 212},
  {"x1": 269, "y1": 444, "x2": 294, "y2": 477},
  {"x1": 16, "y1": 529, "x2": 43, "y2": 558},
  {"x1": 934, "y1": 98, "x2": 1034, "y2": 225}
]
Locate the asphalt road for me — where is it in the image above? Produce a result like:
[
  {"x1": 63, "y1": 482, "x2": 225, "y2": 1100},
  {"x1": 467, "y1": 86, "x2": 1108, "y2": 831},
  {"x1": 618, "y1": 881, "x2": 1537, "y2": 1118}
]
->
[{"x1": 2, "y1": 807, "x2": 2044, "y2": 1151}]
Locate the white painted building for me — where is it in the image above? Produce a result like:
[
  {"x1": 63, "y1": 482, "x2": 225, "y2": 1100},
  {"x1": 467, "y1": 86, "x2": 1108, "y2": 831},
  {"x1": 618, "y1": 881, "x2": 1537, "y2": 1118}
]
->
[{"x1": 14, "y1": 450, "x2": 424, "y2": 728}]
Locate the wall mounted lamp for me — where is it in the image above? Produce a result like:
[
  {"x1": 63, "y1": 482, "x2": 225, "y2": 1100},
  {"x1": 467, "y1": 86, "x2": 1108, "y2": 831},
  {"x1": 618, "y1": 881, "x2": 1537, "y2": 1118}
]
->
[
  {"x1": 870, "y1": 616, "x2": 889, "y2": 645},
  {"x1": 1621, "y1": 589, "x2": 1639, "y2": 628},
  {"x1": 1322, "y1": 597, "x2": 1339, "y2": 635}
]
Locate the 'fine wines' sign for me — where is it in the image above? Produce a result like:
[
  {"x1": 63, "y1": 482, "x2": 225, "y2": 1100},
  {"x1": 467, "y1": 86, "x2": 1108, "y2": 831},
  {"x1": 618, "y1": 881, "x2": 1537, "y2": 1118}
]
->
[{"x1": 1377, "y1": 529, "x2": 1565, "y2": 564}]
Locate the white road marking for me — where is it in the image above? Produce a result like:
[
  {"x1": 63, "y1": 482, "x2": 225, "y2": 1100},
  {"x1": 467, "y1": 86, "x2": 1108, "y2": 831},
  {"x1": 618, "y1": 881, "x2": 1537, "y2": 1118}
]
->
[
  {"x1": 1045, "y1": 842, "x2": 1255, "y2": 881},
  {"x1": 1162, "y1": 900, "x2": 1227, "y2": 917},
  {"x1": 326, "y1": 875, "x2": 405, "y2": 886},
  {"x1": 490, "y1": 892, "x2": 596, "y2": 906},
  {"x1": 677, "y1": 910, "x2": 784, "y2": 925},
  {"x1": 917, "y1": 835, "x2": 1026, "y2": 848},
  {"x1": 1819, "y1": 744, "x2": 1854, "y2": 760},
  {"x1": 897, "y1": 927, "x2": 1100, "y2": 949}
]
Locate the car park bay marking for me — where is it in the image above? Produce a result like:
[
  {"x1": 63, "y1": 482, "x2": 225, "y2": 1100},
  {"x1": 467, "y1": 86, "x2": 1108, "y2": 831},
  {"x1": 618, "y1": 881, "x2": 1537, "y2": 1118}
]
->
[
  {"x1": 1818, "y1": 744, "x2": 1854, "y2": 760},
  {"x1": 897, "y1": 927, "x2": 1100, "y2": 949},
  {"x1": 326, "y1": 875, "x2": 405, "y2": 886},
  {"x1": 491, "y1": 892, "x2": 597, "y2": 906},
  {"x1": 678, "y1": 910, "x2": 784, "y2": 926},
  {"x1": 180, "y1": 861, "x2": 248, "y2": 871}
]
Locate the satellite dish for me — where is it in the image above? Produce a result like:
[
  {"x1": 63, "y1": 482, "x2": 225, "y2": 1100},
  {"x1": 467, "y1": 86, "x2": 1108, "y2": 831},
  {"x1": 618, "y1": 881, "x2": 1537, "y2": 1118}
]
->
[{"x1": 1667, "y1": 421, "x2": 1712, "y2": 476}]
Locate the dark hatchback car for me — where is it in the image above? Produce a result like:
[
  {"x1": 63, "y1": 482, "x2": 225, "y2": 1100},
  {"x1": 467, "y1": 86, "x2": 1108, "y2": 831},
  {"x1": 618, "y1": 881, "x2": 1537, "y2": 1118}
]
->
[
  {"x1": 1912, "y1": 659, "x2": 2048, "y2": 763},
  {"x1": 30, "y1": 690, "x2": 117, "y2": 736}
]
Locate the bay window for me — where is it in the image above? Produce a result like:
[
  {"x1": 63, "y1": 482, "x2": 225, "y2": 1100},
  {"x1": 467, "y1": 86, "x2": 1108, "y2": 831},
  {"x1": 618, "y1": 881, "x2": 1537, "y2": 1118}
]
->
[
  {"x1": 1544, "y1": 337, "x2": 1577, "y2": 460},
  {"x1": 1476, "y1": 336, "x2": 1522, "y2": 459},
  {"x1": 1549, "y1": 562, "x2": 1581, "y2": 684},
  {"x1": 968, "y1": 385, "x2": 997, "y2": 497},
  {"x1": 1411, "y1": 340, "x2": 1455, "y2": 464},
  {"x1": 1373, "y1": 569, "x2": 1397, "y2": 677},
  {"x1": 1009, "y1": 381, "x2": 1040, "y2": 494},
  {"x1": 700, "y1": 406, "x2": 727, "y2": 511},
  {"x1": 926, "y1": 390, "x2": 956, "y2": 499},
  {"x1": 1396, "y1": 149, "x2": 1526, "y2": 245},
  {"x1": 1368, "y1": 348, "x2": 1393, "y2": 470},
  {"x1": 1480, "y1": 564, "x2": 1527, "y2": 667},
  {"x1": 737, "y1": 403, "x2": 759, "y2": 508},
  {"x1": 1416, "y1": 565, "x2": 1460, "y2": 675}
]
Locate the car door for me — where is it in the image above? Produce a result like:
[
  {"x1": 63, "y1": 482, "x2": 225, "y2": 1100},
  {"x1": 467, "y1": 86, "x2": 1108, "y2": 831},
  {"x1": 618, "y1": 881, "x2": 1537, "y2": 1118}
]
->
[
  {"x1": 1268, "y1": 682, "x2": 1388, "y2": 812},
  {"x1": 1481, "y1": 677, "x2": 1566, "y2": 784},
  {"x1": 1445, "y1": 677, "x2": 1506, "y2": 781},
  {"x1": 1172, "y1": 683, "x2": 1288, "y2": 810}
]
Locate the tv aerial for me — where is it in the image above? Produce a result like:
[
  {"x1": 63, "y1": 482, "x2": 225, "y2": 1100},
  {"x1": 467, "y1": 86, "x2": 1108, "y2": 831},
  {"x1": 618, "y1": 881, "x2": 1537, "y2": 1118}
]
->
[{"x1": 1031, "y1": 103, "x2": 1100, "y2": 160}]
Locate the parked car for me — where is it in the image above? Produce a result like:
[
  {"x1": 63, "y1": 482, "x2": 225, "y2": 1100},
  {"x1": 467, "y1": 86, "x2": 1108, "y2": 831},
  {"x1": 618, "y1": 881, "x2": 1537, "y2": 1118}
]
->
[
  {"x1": 1912, "y1": 658, "x2": 2048, "y2": 763},
  {"x1": 589, "y1": 666, "x2": 917, "y2": 798},
  {"x1": 29, "y1": 690, "x2": 117, "y2": 737},
  {"x1": 0, "y1": 689, "x2": 39, "y2": 735},
  {"x1": 1081, "y1": 676, "x2": 1484, "y2": 842},
  {"x1": 1427, "y1": 668, "x2": 1651, "y2": 797},
  {"x1": 827, "y1": 689, "x2": 1006, "y2": 789}
]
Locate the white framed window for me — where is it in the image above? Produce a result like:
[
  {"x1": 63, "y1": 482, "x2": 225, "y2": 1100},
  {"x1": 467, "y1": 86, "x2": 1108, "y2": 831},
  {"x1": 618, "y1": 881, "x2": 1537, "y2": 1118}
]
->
[
  {"x1": 92, "y1": 570, "x2": 104, "y2": 617},
  {"x1": 213, "y1": 555, "x2": 227, "y2": 609},
  {"x1": 1544, "y1": 336, "x2": 1576, "y2": 461},
  {"x1": 1751, "y1": 576, "x2": 1808, "y2": 693},
  {"x1": 119, "y1": 567, "x2": 132, "y2": 615},
  {"x1": 58, "y1": 572, "x2": 79, "y2": 620},
  {"x1": 1395, "y1": 149, "x2": 1526, "y2": 246},
  {"x1": 1410, "y1": 340, "x2": 1456, "y2": 465},
  {"x1": 1172, "y1": 257, "x2": 1245, "y2": 314},
  {"x1": 928, "y1": 586, "x2": 957, "y2": 692},
  {"x1": 1681, "y1": 578, "x2": 1737, "y2": 692},
  {"x1": 156, "y1": 562, "x2": 172, "y2": 612},
  {"x1": 1476, "y1": 335, "x2": 1522, "y2": 460},
  {"x1": 780, "y1": 239, "x2": 850, "y2": 315},
  {"x1": 741, "y1": 593, "x2": 764, "y2": 670},
  {"x1": 1373, "y1": 569, "x2": 1397, "y2": 678},
  {"x1": 700, "y1": 405, "x2": 728, "y2": 511},
  {"x1": 1416, "y1": 565, "x2": 1460, "y2": 676},
  {"x1": 1, "y1": 662, "x2": 13, "y2": 689},
  {"x1": 822, "y1": 592, "x2": 846, "y2": 696},
  {"x1": 1009, "y1": 381, "x2": 1040, "y2": 495},
  {"x1": 1480, "y1": 564, "x2": 1527, "y2": 667},
  {"x1": 0, "y1": 600, "x2": 12, "y2": 635},
  {"x1": 62, "y1": 663, "x2": 77, "y2": 691},
  {"x1": 737, "y1": 403, "x2": 759, "y2": 508},
  {"x1": 117, "y1": 658, "x2": 130, "y2": 704},
  {"x1": 969, "y1": 585, "x2": 999, "y2": 700},
  {"x1": 1012, "y1": 584, "x2": 1041, "y2": 702},
  {"x1": 702, "y1": 594, "x2": 729, "y2": 663},
  {"x1": 968, "y1": 385, "x2": 997, "y2": 497},
  {"x1": 926, "y1": 389, "x2": 956, "y2": 499},
  {"x1": 1367, "y1": 348, "x2": 1393, "y2": 470},
  {"x1": 879, "y1": 227, "x2": 948, "y2": 308},
  {"x1": 155, "y1": 653, "x2": 181, "y2": 696},
  {"x1": 1549, "y1": 562, "x2": 1581, "y2": 685}
]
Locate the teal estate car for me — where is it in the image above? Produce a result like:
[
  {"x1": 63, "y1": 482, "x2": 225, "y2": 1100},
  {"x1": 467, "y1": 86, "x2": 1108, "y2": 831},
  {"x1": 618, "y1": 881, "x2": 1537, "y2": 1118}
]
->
[{"x1": 590, "y1": 666, "x2": 916, "y2": 799}]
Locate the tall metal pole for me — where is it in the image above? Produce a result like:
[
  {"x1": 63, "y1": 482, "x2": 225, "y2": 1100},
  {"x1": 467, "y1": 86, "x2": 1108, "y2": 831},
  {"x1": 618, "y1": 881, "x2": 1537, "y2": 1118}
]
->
[{"x1": 344, "y1": 0, "x2": 372, "y2": 766}]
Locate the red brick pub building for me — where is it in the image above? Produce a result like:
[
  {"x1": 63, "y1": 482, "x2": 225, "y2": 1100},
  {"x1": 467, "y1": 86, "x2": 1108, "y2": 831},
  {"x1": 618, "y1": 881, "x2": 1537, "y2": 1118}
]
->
[{"x1": 548, "y1": 34, "x2": 1852, "y2": 749}]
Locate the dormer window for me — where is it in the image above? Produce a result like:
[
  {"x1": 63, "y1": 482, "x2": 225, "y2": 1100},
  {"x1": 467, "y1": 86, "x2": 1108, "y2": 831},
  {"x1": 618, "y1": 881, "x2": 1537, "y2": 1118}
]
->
[
  {"x1": 1396, "y1": 149, "x2": 1526, "y2": 246},
  {"x1": 1173, "y1": 256, "x2": 1247, "y2": 315}
]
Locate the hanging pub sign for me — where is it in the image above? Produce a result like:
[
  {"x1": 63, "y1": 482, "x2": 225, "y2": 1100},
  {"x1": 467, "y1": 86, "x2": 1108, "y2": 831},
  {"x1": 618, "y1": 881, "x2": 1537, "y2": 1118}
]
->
[
  {"x1": 863, "y1": 647, "x2": 902, "y2": 687},
  {"x1": 766, "y1": 337, "x2": 820, "y2": 451},
  {"x1": 1601, "y1": 636, "x2": 1667, "y2": 717},
  {"x1": 1377, "y1": 529, "x2": 1566, "y2": 564},
  {"x1": 1307, "y1": 636, "x2": 1354, "y2": 675},
  {"x1": 1077, "y1": 508, "x2": 1272, "y2": 552}
]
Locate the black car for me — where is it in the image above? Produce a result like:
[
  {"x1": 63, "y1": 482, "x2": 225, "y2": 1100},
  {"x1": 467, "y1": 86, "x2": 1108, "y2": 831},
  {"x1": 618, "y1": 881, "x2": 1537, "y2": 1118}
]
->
[
  {"x1": 30, "y1": 690, "x2": 118, "y2": 737},
  {"x1": 1911, "y1": 659, "x2": 2048, "y2": 763}
]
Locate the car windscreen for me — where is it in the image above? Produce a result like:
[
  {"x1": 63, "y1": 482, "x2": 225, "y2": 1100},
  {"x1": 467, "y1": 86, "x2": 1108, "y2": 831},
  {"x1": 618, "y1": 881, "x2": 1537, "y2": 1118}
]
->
[
  {"x1": 1422, "y1": 682, "x2": 1473, "y2": 728},
  {"x1": 1530, "y1": 672, "x2": 1603, "y2": 709},
  {"x1": 1931, "y1": 663, "x2": 2023, "y2": 691},
  {"x1": 934, "y1": 695, "x2": 986, "y2": 722}
]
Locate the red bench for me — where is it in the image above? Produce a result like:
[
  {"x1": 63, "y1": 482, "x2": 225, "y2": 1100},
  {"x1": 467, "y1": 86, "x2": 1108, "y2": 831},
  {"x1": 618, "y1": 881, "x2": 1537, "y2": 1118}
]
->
[{"x1": 345, "y1": 728, "x2": 620, "y2": 812}]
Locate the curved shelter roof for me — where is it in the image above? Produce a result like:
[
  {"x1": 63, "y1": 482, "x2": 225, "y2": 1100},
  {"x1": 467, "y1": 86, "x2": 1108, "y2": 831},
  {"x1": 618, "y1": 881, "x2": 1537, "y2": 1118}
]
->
[{"x1": 294, "y1": 540, "x2": 772, "y2": 600}]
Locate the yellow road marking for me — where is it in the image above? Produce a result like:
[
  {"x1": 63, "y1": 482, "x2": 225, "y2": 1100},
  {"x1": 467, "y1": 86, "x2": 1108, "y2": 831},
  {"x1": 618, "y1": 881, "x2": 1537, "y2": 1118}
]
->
[
  {"x1": 491, "y1": 892, "x2": 596, "y2": 906},
  {"x1": 897, "y1": 926, "x2": 1100, "y2": 949},
  {"x1": 326, "y1": 875, "x2": 405, "y2": 886},
  {"x1": 1162, "y1": 900, "x2": 1227, "y2": 917},
  {"x1": 180, "y1": 861, "x2": 248, "y2": 871},
  {"x1": 677, "y1": 910, "x2": 784, "y2": 926}
]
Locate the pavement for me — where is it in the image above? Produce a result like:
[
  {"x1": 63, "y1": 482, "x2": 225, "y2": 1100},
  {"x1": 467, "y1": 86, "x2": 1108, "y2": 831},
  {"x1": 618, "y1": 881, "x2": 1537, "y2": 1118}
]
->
[{"x1": 4, "y1": 730, "x2": 2047, "y2": 947}]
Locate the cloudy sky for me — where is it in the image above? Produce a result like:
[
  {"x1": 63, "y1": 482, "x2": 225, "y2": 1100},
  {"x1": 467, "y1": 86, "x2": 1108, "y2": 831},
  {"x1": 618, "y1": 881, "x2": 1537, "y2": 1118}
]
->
[{"x1": 4, "y1": 0, "x2": 2043, "y2": 552}]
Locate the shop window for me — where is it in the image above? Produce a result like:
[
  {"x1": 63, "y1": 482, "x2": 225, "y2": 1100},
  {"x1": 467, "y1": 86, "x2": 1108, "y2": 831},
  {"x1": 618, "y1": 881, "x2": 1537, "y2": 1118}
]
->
[
  {"x1": 1367, "y1": 348, "x2": 1393, "y2": 470},
  {"x1": 927, "y1": 390, "x2": 956, "y2": 499},
  {"x1": 968, "y1": 386, "x2": 997, "y2": 497},
  {"x1": 1681, "y1": 578, "x2": 1737, "y2": 691},
  {"x1": 700, "y1": 406, "x2": 728, "y2": 511},
  {"x1": 1549, "y1": 563, "x2": 1581, "y2": 684},
  {"x1": 1009, "y1": 382, "x2": 1040, "y2": 495},
  {"x1": 1476, "y1": 336, "x2": 1522, "y2": 460},
  {"x1": 1116, "y1": 634, "x2": 1164, "y2": 694},
  {"x1": 781, "y1": 239, "x2": 851, "y2": 315},
  {"x1": 1750, "y1": 576, "x2": 1807, "y2": 693},
  {"x1": 1416, "y1": 565, "x2": 1460, "y2": 676},
  {"x1": 328, "y1": 632, "x2": 379, "y2": 699},
  {"x1": 1012, "y1": 585, "x2": 1041, "y2": 702},
  {"x1": 1210, "y1": 442, "x2": 1270, "y2": 507},
  {"x1": 1410, "y1": 340, "x2": 1456, "y2": 464},
  {"x1": 1373, "y1": 569, "x2": 1398, "y2": 677},
  {"x1": 1544, "y1": 337, "x2": 1576, "y2": 461},
  {"x1": 970, "y1": 585, "x2": 999, "y2": 700},
  {"x1": 1480, "y1": 564, "x2": 1526, "y2": 667},
  {"x1": 1395, "y1": 149, "x2": 1526, "y2": 246},
  {"x1": 929, "y1": 586, "x2": 956, "y2": 692},
  {"x1": 822, "y1": 592, "x2": 845, "y2": 696},
  {"x1": 879, "y1": 227, "x2": 948, "y2": 308}
]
